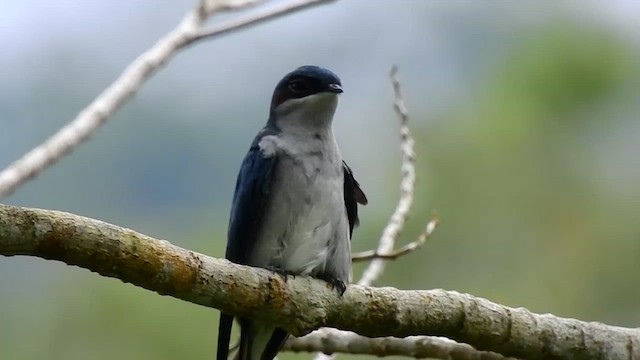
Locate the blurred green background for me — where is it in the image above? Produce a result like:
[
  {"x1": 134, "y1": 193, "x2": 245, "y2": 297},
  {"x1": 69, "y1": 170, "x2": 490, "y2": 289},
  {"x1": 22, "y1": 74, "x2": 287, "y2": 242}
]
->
[{"x1": 2, "y1": 1, "x2": 640, "y2": 359}]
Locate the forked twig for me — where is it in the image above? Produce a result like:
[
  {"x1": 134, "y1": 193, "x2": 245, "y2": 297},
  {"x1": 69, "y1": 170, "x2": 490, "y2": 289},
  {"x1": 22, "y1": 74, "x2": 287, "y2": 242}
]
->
[
  {"x1": 352, "y1": 216, "x2": 439, "y2": 262},
  {"x1": 0, "y1": 0, "x2": 336, "y2": 199},
  {"x1": 194, "y1": 0, "x2": 336, "y2": 41}
]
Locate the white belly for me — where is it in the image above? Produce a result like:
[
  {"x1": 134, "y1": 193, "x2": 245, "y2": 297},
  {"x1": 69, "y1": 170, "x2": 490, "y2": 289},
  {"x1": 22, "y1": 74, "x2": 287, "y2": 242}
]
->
[
  {"x1": 251, "y1": 130, "x2": 351, "y2": 281},
  {"x1": 279, "y1": 172, "x2": 345, "y2": 275}
]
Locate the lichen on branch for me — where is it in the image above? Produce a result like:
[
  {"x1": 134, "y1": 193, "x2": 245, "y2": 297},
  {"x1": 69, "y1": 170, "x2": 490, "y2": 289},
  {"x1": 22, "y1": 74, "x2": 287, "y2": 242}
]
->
[{"x1": 1, "y1": 203, "x2": 638, "y2": 360}]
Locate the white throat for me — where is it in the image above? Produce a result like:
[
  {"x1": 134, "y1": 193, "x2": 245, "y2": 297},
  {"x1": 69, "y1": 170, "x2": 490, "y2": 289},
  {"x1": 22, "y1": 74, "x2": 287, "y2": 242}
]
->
[{"x1": 272, "y1": 93, "x2": 339, "y2": 134}]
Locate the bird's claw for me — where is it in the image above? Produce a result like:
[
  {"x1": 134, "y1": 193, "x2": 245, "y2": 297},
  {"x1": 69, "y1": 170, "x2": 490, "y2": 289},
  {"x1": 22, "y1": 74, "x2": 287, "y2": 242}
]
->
[
  {"x1": 314, "y1": 274, "x2": 347, "y2": 296},
  {"x1": 267, "y1": 267, "x2": 296, "y2": 282}
]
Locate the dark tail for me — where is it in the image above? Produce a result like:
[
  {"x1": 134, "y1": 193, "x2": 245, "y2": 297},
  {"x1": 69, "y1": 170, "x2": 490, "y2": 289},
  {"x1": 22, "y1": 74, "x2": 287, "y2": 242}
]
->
[
  {"x1": 235, "y1": 319, "x2": 289, "y2": 360},
  {"x1": 217, "y1": 313, "x2": 234, "y2": 360}
]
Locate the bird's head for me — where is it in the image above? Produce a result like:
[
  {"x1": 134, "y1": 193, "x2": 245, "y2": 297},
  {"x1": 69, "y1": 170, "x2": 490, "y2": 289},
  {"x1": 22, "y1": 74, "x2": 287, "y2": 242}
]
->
[{"x1": 269, "y1": 65, "x2": 343, "y2": 128}]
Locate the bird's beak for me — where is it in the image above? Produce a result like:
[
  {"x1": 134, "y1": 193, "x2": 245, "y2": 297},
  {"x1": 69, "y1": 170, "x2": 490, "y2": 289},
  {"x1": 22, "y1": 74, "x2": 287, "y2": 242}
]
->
[{"x1": 327, "y1": 83, "x2": 343, "y2": 94}]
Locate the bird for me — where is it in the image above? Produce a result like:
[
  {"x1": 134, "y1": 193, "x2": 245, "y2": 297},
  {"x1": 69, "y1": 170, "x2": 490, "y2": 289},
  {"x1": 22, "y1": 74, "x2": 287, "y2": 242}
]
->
[{"x1": 216, "y1": 65, "x2": 367, "y2": 360}]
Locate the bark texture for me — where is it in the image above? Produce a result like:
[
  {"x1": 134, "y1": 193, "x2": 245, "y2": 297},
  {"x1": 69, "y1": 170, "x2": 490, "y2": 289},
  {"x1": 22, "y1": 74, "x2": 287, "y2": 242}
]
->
[{"x1": 1, "y1": 204, "x2": 638, "y2": 360}]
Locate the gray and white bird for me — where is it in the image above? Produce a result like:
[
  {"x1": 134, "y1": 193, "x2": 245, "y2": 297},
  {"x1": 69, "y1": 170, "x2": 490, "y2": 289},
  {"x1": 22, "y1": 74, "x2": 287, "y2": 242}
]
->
[{"x1": 217, "y1": 65, "x2": 367, "y2": 360}]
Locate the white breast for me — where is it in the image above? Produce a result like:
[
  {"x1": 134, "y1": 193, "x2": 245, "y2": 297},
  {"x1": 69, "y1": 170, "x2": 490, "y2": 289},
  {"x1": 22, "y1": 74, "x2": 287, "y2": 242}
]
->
[{"x1": 252, "y1": 130, "x2": 350, "y2": 276}]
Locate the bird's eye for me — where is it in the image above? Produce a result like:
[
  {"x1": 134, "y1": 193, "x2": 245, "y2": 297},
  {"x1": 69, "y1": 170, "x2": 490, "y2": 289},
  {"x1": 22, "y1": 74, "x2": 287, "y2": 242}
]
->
[{"x1": 288, "y1": 79, "x2": 307, "y2": 93}]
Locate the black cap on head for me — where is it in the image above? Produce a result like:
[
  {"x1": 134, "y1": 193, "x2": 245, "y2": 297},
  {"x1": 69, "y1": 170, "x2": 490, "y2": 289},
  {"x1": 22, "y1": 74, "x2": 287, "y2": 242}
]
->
[{"x1": 270, "y1": 65, "x2": 343, "y2": 109}]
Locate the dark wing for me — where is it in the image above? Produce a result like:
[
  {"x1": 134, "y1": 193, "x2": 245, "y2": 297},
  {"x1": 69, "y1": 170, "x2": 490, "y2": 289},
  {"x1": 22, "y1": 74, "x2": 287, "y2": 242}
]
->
[
  {"x1": 216, "y1": 314, "x2": 234, "y2": 360},
  {"x1": 225, "y1": 141, "x2": 278, "y2": 264},
  {"x1": 217, "y1": 138, "x2": 278, "y2": 360},
  {"x1": 342, "y1": 161, "x2": 368, "y2": 237}
]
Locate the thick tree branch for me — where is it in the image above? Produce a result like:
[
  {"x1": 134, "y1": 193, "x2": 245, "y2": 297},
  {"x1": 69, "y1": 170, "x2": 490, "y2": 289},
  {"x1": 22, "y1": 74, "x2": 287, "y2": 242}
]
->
[
  {"x1": 1, "y1": 203, "x2": 638, "y2": 360},
  {"x1": 0, "y1": 0, "x2": 336, "y2": 199}
]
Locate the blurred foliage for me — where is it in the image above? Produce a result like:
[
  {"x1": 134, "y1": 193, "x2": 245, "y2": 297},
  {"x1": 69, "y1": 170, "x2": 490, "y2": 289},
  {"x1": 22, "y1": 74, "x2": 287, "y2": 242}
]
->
[
  {"x1": 403, "y1": 23, "x2": 640, "y2": 324},
  {"x1": 2, "y1": 3, "x2": 640, "y2": 360}
]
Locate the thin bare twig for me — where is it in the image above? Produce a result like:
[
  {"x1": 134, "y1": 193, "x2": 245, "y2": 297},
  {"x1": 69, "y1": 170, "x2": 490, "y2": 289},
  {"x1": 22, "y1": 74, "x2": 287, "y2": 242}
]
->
[
  {"x1": 194, "y1": 0, "x2": 337, "y2": 41},
  {"x1": 200, "y1": 0, "x2": 271, "y2": 15},
  {"x1": 351, "y1": 216, "x2": 439, "y2": 262},
  {"x1": 358, "y1": 65, "x2": 416, "y2": 286},
  {"x1": 0, "y1": 0, "x2": 336, "y2": 199},
  {"x1": 313, "y1": 65, "x2": 419, "y2": 360}
]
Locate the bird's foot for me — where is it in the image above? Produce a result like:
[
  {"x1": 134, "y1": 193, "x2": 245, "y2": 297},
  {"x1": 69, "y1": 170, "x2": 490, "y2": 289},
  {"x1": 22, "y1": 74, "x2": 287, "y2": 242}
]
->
[
  {"x1": 266, "y1": 266, "x2": 296, "y2": 282},
  {"x1": 314, "y1": 274, "x2": 347, "y2": 296}
]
